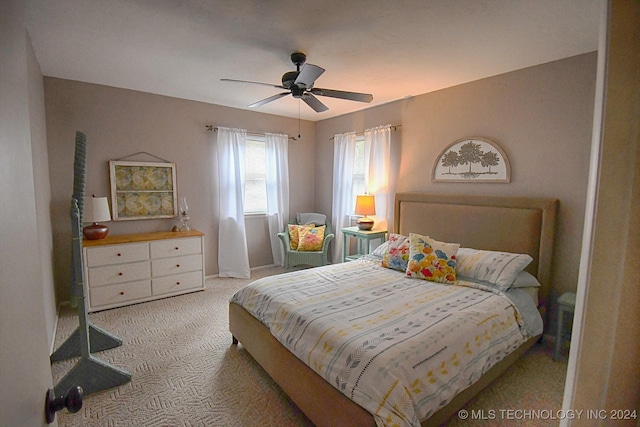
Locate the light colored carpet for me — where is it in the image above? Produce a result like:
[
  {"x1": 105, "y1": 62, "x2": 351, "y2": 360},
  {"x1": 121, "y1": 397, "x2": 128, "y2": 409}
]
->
[{"x1": 52, "y1": 267, "x2": 567, "y2": 426}]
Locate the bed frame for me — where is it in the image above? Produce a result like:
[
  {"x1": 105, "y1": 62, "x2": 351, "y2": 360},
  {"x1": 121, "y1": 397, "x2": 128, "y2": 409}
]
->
[{"x1": 229, "y1": 192, "x2": 558, "y2": 426}]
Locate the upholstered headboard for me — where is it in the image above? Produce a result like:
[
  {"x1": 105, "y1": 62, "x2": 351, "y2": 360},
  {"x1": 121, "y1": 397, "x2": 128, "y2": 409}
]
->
[{"x1": 394, "y1": 192, "x2": 558, "y2": 318}]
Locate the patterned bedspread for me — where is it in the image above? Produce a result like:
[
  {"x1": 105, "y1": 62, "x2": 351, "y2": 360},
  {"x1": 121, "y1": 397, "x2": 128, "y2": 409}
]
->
[{"x1": 230, "y1": 258, "x2": 541, "y2": 427}]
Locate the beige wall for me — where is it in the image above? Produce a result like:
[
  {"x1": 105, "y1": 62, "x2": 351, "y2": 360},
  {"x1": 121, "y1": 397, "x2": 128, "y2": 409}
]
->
[
  {"x1": 315, "y1": 53, "x2": 597, "y2": 334},
  {"x1": 44, "y1": 79, "x2": 316, "y2": 302}
]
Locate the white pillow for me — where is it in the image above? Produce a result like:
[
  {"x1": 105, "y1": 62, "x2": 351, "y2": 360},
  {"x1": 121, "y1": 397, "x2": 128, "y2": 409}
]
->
[
  {"x1": 371, "y1": 240, "x2": 390, "y2": 258},
  {"x1": 456, "y1": 247, "x2": 533, "y2": 292}
]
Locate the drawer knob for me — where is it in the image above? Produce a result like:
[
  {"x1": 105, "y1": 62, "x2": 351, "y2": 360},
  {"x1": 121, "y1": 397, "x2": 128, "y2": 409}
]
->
[
  {"x1": 176, "y1": 264, "x2": 180, "y2": 268},
  {"x1": 175, "y1": 247, "x2": 179, "y2": 250},
  {"x1": 117, "y1": 253, "x2": 122, "y2": 256},
  {"x1": 118, "y1": 272, "x2": 123, "y2": 276},
  {"x1": 176, "y1": 281, "x2": 181, "y2": 285},
  {"x1": 119, "y1": 291, "x2": 124, "y2": 295}
]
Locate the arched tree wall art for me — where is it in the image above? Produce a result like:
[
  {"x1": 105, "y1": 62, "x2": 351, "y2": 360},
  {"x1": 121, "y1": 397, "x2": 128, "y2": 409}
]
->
[{"x1": 432, "y1": 137, "x2": 511, "y2": 183}]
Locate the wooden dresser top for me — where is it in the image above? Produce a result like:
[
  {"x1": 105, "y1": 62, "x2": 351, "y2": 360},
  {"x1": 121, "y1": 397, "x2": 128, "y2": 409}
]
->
[{"x1": 83, "y1": 230, "x2": 204, "y2": 247}]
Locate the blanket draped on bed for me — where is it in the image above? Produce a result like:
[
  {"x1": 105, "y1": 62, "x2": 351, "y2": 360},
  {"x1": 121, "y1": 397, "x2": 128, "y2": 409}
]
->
[{"x1": 230, "y1": 259, "x2": 541, "y2": 427}]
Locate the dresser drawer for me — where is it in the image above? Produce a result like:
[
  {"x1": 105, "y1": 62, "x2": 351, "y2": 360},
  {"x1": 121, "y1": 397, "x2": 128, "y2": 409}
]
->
[
  {"x1": 150, "y1": 237, "x2": 201, "y2": 259},
  {"x1": 90, "y1": 280, "x2": 152, "y2": 308},
  {"x1": 152, "y1": 271, "x2": 203, "y2": 296},
  {"x1": 88, "y1": 261, "x2": 151, "y2": 287},
  {"x1": 86, "y1": 242, "x2": 149, "y2": 267},
  {"x1": 151, "y1": 254, "x2": 202, "y2": 277}
]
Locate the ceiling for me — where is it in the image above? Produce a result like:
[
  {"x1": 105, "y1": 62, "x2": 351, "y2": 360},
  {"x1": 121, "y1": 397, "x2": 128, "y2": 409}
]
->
[{"x1": 26, "y1": 0, "x2": 602, "y2": 122}]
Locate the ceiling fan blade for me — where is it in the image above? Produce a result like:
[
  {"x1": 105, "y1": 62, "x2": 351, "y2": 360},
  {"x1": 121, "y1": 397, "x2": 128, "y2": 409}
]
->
[
  {"x1": 309, "y1": 87, "x2": 373, "y2": 103},
  {"x1": 294, "y1": 64, "x2": 325, "y2": 88},
  {"x1": 302, "y1": 93, "x2": 329, "y2": 112},
  {"x1": 248, "y1": 92, "x2": 290, "y2": 108},
  {"x1": 221, "y1": 78, "x2": 286, "y2": 90}
]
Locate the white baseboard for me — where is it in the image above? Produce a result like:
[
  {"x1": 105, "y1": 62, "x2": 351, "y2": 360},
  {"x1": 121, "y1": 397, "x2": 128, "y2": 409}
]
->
[
  {"x1": 50, "y1": 301, "x2": 72, "y2": 355},
  {"x1": 204, "y1": 263, "x2": 282, "y2": 280},
  {"x1": 250, "y1": 263, "x2": 280, "y2": 271}
]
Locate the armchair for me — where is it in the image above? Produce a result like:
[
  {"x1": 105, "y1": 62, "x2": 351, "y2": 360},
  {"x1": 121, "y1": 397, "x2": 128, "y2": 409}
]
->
[{"x1": 278, "y1": 213, "x2": 334, "y2": 272}]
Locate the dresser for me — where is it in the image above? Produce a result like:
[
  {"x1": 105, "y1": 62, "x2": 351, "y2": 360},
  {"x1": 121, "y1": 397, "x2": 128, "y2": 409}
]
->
[{"x1": 83, "y1": 230, "x2": 205, "y2": 312}]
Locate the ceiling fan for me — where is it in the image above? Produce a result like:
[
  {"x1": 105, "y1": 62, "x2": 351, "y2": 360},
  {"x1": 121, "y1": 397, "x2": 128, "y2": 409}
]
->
[{"x1": 221, "y1": 52, "x2": 373, "y2": 113}]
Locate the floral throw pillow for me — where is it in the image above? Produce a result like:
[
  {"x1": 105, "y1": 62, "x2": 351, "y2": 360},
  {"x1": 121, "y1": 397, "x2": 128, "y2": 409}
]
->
[
  {"x1": 288, "y1": 224, "x2": 302, "y2": 249},
  {"x1": 288, "y1": 224, "x2": 314, "y2": 250},
  {"x1": 297, "y1": 225, "x2": 326, "y2": 251},
  {"x1": 381, "y1": 233, "x2": 410, "y2": 271},
  {"x1": 406, "y1": 233, "x2": 459, "y2": 284}
]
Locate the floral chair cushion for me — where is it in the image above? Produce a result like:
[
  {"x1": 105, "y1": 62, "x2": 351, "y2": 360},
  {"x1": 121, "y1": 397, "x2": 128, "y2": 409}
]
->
[{"x1": 297, "y1": 225, "x2": 326, "y2": 251}]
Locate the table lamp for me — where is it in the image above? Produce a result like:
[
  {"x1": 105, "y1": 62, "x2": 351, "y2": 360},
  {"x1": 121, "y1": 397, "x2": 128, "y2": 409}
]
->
[
  {"x1": 83, "y1": 196, "x2": 111, "y2": 240},
  {"x1": 355, "y1": 194, "x2": 376, "y2": 230}
]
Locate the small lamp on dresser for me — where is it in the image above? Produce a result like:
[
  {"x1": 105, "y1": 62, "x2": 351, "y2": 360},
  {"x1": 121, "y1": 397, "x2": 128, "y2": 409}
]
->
[
  {"x1": 83, "y1": 196, "x2": 112, "y2": 240},
  {"x1": 355, "y1": 194, "x2": 376, "y2": 230}
]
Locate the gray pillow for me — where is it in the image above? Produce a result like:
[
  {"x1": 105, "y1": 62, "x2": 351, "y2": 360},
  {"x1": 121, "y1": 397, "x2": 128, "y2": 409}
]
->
[
  {"x1": 296, "y1": 213, "x2": 326, "y2": 226},
  {"x1": 510, "y1": 271, "x2": 541, "y2": 289}
]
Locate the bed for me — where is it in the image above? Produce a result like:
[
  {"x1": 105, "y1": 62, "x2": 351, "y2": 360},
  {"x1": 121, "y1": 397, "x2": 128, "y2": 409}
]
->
[{"x1": 229, "y1": 192, "x2": 558, "y2": 427}]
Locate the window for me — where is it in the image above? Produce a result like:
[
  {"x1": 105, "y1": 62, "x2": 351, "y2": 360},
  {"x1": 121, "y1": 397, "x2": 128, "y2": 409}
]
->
[
  {"x1": 351, "y1": 136, "x2": 366, "y2": 213},
  {"x1": 244, "y1": 135, "x2": 267, "y2": 214}
]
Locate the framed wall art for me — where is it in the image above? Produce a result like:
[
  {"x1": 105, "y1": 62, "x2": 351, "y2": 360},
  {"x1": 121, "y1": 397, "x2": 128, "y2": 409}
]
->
[
  {"x1": 432, "y1": 137, "x2": 511, "y2": 183},
  {"x1": 109, "y1": 160, "x2": 178, "y2": 220}
]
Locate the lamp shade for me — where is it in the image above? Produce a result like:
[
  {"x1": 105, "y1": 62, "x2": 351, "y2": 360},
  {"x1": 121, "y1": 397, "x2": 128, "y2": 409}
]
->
[
  {"x1": 355, "y1": 194, "x2": 376, "y2": 216},
  {"x1": 86, "y1": 197, "x2": 112, "y2": 223},
  {"x1": 355, "y1": 194, "x2": 376, "y2": 230}
]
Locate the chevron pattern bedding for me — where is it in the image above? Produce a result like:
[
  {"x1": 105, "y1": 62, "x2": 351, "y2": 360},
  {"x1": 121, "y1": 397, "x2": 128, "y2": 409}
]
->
[{"x1": 230, "y1": 257, "x2": 542, "y2": 427}]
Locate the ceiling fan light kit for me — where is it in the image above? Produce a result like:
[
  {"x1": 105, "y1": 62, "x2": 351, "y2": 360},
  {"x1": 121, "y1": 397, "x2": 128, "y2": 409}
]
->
[{"x1": 222, "y1": 52, "x2": 373, "y2": 113}]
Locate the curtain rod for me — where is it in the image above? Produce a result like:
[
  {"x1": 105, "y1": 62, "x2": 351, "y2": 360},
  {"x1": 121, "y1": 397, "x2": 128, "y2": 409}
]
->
[
  {"x1": 205, "y1": 125, "x2": 297, "y2": 141},
  {"x1": 329, "y1": 124, "x2": 402, "y2": 140}
]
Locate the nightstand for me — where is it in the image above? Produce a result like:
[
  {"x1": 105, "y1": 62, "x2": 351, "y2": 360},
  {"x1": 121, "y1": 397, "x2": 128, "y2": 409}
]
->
[
  {"x1": 554, "y1": 291, "x2": 576, "y2": 361},
  {"x1": 341, "y1": 227, "x2": 387, "y2": 262}
]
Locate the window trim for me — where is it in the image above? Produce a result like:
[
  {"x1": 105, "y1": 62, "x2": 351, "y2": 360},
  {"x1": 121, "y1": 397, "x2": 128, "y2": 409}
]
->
[
  {"x1": 351, "y1": 135, "x2": 366, "y2": 215},
  {"x1": 243, "y1": 135, "x2": 268, "y2": 215}
]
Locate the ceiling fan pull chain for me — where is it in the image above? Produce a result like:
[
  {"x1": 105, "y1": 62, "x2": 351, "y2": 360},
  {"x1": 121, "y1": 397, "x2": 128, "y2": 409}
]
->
[{"x1": 298, "y1": 99, "x2": 301, "y2": 139}]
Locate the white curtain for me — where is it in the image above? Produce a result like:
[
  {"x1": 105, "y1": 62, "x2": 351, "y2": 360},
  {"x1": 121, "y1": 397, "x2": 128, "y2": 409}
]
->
[
  {"x1": 364, "y1": 124, "x2": 392, "y2": 232},
  {"x1": 331, "y1": 131, "x2": 357, "y2": 264},
  {"x1": 215, "y1": 127, "x2": 250, "y2": 278},
  {"x1": 265, "y1": 132, "x2": 289, "y2": 267}
]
